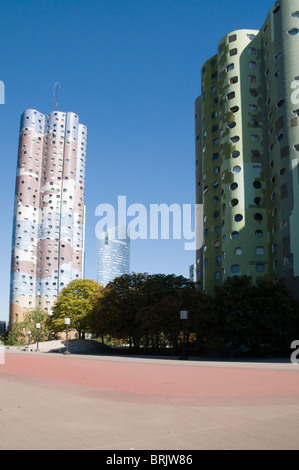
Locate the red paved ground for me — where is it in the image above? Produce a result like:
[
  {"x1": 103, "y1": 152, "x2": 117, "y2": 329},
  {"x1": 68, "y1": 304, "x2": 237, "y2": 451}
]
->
[{"x1": 2, "y1": 352, "x2": 299, "y2": 400}]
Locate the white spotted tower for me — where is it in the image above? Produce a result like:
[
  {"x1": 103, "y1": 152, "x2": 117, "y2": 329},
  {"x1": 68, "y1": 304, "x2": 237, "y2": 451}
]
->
[{"x1": 9, "y1": 109, "x2": 87, "y2": 329}]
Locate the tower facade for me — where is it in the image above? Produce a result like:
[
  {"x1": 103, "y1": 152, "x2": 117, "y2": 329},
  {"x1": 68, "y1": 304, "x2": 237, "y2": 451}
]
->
[
  {"x1": 195, "y1": 0, "x2": 299, "y2": 298},
  {"x1": 9, "y1": 109, "x2": 87, "y2": 328},
  {"x1": 96, "y1": 226, "x2": 130, "y2": 286}
]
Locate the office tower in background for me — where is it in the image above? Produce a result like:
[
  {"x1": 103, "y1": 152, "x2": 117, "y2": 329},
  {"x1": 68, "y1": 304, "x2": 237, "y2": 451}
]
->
[
  {"x1": 195, "y1": 0, "x2": 299, "y2": 298},
  {"x1": 97, "y1": 226, "x2": 130, "y2": 286},
  {"x1": 9, "y1": 109, "x2": 87, "y2": 328}
]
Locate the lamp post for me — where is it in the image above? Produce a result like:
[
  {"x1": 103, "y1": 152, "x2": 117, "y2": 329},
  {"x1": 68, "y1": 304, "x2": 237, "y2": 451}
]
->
[
  {"x1": 180, "y1": 310, "x2": 188, "y2": 360},
  {"x1": 64, "y1": 317, "x2": 71, "y2": 355},
  {"x1": 35, "y1": 323, "x2": 40, "y2": 352}
]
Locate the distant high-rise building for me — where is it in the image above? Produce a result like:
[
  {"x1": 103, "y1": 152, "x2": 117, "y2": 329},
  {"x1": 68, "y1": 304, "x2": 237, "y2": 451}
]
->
[
  {"x1": 97, "y1": 226, "x2": 130, "y2": 286},
  {"x1": 195, "y1": 0, "x2": 299, "y2": 298},
  {"x1": 9, "y1": 109, "x2": 87, "y2": 328}
]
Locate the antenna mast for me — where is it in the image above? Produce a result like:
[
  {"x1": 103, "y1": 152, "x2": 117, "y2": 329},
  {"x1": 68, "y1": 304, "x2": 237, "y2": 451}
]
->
[{"x1": 54, "y1": 82, "x2": 60, "y2": 110}]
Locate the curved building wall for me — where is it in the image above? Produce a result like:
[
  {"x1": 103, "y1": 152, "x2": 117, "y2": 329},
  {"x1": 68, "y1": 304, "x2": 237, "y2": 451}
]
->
[
  {"x1": 9, "y1": 109, "x2": 87, "y2": 328},
  {"x1": 196, "y1": 0, "x2": 299, "y2": 298}
]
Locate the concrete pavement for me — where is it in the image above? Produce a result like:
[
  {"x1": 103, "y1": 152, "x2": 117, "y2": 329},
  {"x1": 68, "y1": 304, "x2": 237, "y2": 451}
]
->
[{"x1": 0, "y1": 349, "x2": 299, "y2": 450}]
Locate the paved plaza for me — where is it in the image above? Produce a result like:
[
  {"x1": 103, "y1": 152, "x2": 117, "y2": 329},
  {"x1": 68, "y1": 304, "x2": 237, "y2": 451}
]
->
[{"x1": 0, "y1": 349, "x2": 299, "y2": 450}]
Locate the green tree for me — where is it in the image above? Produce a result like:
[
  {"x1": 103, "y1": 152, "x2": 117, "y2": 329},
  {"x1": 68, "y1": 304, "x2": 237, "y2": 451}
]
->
[
  {"x1": 214, "y1": 276, "x2": 299, "y2": 357},
  {"x1": 89, "y1": 272, "x2": 211, "y2": 351},
  {"x1": 6, "y1": 308, "x2": 50, "y2": 346},
  {"x1": 51, "y1": 279, "x2": 103, "y2": 339}
]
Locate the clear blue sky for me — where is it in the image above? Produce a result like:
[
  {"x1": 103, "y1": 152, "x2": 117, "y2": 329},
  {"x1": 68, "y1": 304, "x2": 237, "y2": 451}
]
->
[{"x1": 0, "y1": 0, "x2": 275, "y2": 322}]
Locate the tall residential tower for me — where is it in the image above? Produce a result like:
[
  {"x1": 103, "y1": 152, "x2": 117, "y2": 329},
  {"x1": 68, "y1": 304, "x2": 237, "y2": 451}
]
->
[
  {"x1": 9, "y1": 109, "x2": 87, "y2": 328},
  {"x1": 195, "y1": 0, "x2": 299, "y2": 298}
]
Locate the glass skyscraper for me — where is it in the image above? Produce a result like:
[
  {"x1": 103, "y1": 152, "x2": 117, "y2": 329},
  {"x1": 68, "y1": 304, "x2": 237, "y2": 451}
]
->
[{"x1": 96, "y1": 226, "x2": 130, "y2": 286}]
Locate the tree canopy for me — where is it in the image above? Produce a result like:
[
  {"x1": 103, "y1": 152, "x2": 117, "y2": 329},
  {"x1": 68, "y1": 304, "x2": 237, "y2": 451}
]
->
[{"x1": 50, "y1": 279, "x2": 103, "y2": 339}]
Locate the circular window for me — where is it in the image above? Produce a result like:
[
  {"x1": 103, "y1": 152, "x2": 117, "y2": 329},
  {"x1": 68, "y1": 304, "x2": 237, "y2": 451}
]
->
[
  {"x1": 288, "y1": 28, "x2": 299, "y2": 36},
  {"x1": 234, "y1": 214, "x2": 243, "y2": 222},
  {"x1": 254, "y1": 197, "x2": 263, "y2": 206},
  {"x1": 230, "y1": 198, "x2": 239, "y2": 207},
  {"x1": 231, "y1": 264, "x2": 240, "y2": 274},
  {"x1": 255, "y1": 230, "x2": 263, "y2": 238},
  {"x1": 231, "y1": 231, "x2": 239, "y2": 239},
  {"x1": 230, "y1": 182, "x2": 238, "y2": 191},
  {"x1": 234, "y1": 247, "x2": 243, "y2": 256},
  {"x1": 254, "y1": 213, "x2": 263, "y2": 221},
  {"x1": 232, "y1": 165, "x2": 241, "y2": 173},
  {"x1": 228, "y1": 121, "x2": 236, "y2": 129},
  {"x1": 231, "y1": 150, "x2": 240, "y2": 159},
  {"x1": 253, "y1": 181, "x2": 262, "y2": 189}
]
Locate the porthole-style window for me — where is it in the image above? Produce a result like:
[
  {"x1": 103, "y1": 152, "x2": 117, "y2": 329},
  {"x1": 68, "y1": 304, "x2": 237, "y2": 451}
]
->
[
  {"x1": 275, "y1": 51, "x2": 283, "y2": 61},
  {"x1": 230, "y1": 198, "x2": 239, "y2": 207},
  {"x1": 248, "y1": 61, "x2": 257, "y2": 70},
  {"x1": 256, "y1": 263, "x2": 265, "y2": 272},
  {"x1": 251, "y1": 135, "x2": 260, "y2": 142},
  {"x1": 234, "y1": 247, "x2": 243, "y2": 256},
  {"x1": 232, "y1": 165, "x2": 241, "y2": 173},
  {"x1": 231, "y1": 231, "x2": 239, "y2": 239},
  {"x1": 231, "y1": 264, "x2": 240, "y2": 273},
  {"x1": 230, "y1": 106, "x2": 239, "y2": 113},
  {"x1": 231, "y1": 150, "x2": 240, "y2": 159},
  {"x1": 227, "y1": 121, "x2": 236, "y2": 129},
  {"x1": 230, "y1": 136, "x2": 240, "y2": 143},
  {"x1": 230, "y1": 182, "x2": 238, "y2": 191},
  {"x1": 279, "y1": 167, "x2": 286, "y2": 176},
  {"x1": 254, "y1": 197, "x2": 263, "y2": 206},
  {"x1": 234, "y1": 214, "x2": 243, "y2": 222},
  {"x1": 228, "y1": 34, "x2": 237, "y2": 43},
  {"x1": 254, "y1": 213, "x2": 263, "y2": 221},
  {"x1": 229, "y1": 48, "x2": 238, "y2": 57},
  {"x1": 288, "y1": 28, "x2": 299, "y2": 36},
  {"x1": 273, "y1": 5, "x2": 280, "y2": 14},
  {"x1": 252, "y1": 150, "x2": 260, "y2": 157},
  {"x1": 255, "y1": 230, "x2": 263, "y2": 238}
]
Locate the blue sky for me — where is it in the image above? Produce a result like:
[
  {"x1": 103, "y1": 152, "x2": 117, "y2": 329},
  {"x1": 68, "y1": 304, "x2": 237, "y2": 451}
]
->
[{"x1": 1, "y1": 0, "x2": 275, "y2": 322}]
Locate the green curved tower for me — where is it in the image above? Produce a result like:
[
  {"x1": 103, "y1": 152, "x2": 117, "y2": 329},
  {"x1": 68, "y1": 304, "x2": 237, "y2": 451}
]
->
[{"x1": 195, "y1": 0, "x2": 299, "y2": 298}]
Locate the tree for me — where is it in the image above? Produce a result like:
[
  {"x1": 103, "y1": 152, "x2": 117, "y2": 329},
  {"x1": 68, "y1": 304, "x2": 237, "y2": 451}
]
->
[
  {"x1": 50, "y1": 279, "x2": 103, "y2": 339},
  {"x1": 6, "y1": 308, "x2": 50, "y2": 346},
  {"x1": 89, "y1": 272, "x2": 211, "y2": 350},
  {"x1": 214, "y1": 276, "x2": 299, "y2": 357}
]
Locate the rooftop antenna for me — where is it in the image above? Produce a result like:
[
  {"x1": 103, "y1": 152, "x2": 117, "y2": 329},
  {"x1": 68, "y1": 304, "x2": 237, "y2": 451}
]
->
[{"x1": 54, "y1": 82, "x2": 60, "y2": 110}]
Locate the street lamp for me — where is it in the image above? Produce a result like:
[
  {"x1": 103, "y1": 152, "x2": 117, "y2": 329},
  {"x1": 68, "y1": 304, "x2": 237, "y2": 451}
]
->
[
  {"x1": 180, "y1": 310, "x2": 188, "y2": 360},
  {"x1": 64, "y1": 318, "x2": 71, "y2": 355},
  {"x1": 35, "y1": 323, "x2": 40, "y2": 352}
]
